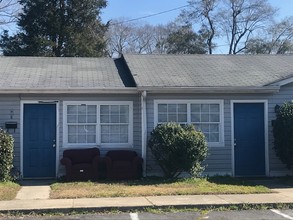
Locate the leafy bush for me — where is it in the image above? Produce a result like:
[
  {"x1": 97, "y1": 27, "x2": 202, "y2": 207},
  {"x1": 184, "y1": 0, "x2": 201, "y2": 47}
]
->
[
  {"x1": 0, "y1": 129, "x2": 14, "y2": 181},
  {"x1": 273, "y1": 101, "x2": 293, "y2": 170},
  {"x1": 148, "y1": 122, "x2": 208, "y2": 178}
]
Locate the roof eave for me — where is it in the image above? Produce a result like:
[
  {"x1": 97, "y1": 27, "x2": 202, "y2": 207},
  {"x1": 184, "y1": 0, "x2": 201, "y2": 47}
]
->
[
  {"x1": 137, "y1": 86, "x2": 280, "y2": 94},
  {"x1": 0, "y1": 87, "x2": 138, "y2": 94}
]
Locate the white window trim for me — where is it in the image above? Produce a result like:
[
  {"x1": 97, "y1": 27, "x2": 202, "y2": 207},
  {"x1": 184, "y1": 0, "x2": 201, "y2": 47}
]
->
[
  {"x1": 154, "y1": 99, "x2": 224, "y2": 147},
  {"x1": 63, "y1": 101, "x2": 133, "y2": 148}
]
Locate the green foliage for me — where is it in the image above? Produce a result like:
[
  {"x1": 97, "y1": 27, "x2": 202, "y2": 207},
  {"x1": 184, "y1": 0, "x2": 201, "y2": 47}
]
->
[
  {"x1": 0, "y1": 0, "x2": 107, "y2": 57},
  {"x1": 0, "y1": 129, "x2": 14, "y2": 182},
  {"x1": 148, "y1": 122, "x2": 208, "y2": 178},
  {"x1": 273, "y1": 101, "x2": 293, "y2": 170},
  {"x1": 163, "y1": 25, "x2": 207, "y2": 54}
]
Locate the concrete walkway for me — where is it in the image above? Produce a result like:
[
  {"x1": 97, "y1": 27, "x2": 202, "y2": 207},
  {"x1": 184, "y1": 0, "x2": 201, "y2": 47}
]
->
[{"x1": 1, "y1": 181, "x2": 293, "y2": 213}]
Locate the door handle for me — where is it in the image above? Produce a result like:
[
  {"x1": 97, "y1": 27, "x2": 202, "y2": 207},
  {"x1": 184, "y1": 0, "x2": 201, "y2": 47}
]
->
[
  {"x1": 53, "y1": 144, "x2": 56, "y2": 148},
  {"x1": 234, "y1": 139, "x2": 236, "y2": 147},
  {"x1": 53, "y1": 139, "x2": 56, "y2": 148}
]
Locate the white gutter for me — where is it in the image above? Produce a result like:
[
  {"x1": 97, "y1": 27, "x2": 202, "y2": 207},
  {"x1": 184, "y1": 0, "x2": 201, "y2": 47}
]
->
[
  {"x1": 0, "y1": 88, "x2": 138, "y2": 94},
  {"x1": 141, "y1": 90, "x2": 147, "y2": 177},
  {"x1": 137, "y1": 86, "x2": 280, "y2": 94}
]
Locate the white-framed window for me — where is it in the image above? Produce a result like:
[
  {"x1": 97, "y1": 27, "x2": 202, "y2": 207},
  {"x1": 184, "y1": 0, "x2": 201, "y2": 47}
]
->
[
  {"x1": 154, "y1": 100, "x2": 224, "y2": 147},
  {"x1": 63, "y1": 101, "x2": 133, "y2": 148}
]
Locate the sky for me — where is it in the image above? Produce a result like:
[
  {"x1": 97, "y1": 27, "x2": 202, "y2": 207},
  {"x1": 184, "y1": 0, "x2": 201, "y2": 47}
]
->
[
  {"x1": 101, "y1": 0, "x2": 293, "y2": 54},
  {"x1": 101, "y1": 0, "x2": 293, "y2": 25}
]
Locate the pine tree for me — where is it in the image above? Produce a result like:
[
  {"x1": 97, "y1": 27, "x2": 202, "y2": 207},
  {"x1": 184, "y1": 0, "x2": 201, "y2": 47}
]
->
[{"x1": 0, "y1": 0, "x2": 107, "y2": 57}]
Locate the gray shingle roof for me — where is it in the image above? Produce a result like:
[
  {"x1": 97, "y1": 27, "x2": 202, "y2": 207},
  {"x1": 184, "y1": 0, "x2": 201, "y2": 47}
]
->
[
  {"x1": 123, "y1": 54, "x2": 293, "y2": 88},
  {"x1": 0, "y1": 57, "x2": 134, "y2": 90}
]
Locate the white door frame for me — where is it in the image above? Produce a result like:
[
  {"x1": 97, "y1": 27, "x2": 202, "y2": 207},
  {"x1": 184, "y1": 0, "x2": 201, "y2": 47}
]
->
[{"x1": 230, "y1": 100, "x2": 269, "y2": 176}]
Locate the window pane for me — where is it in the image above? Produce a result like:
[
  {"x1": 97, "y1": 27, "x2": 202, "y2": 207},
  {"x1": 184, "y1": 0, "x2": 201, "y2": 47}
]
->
[
  {"x1": 168, "y1": 114, "x2": 177, "y2": 122},
  {"x1": 101, "y1": 134, "x2": 110, "y2": 143},
  {"x1": 78, "y1": 135, "x2": 86, "y2": 143},
  {"x1": 120, "y1": 114, "x2": 128, "y2": 123},
  {"x1": 210, "y1": 114, "x2": 220, "y2": 122},
  {"x1": 78, "y1": 115, "x2": 86, "y2": 123},
  {"x1": 86, "y1": 125, "x2": 96, "y2": 133},
  {"x1": 68, "y1": 135, "x2": 77, "y2": 143},
  {"x1": 110, "y1": 125, "x2": 120, "y2": 133},
  {"x1": 78, "y1": 105, "x2": 86, "y2": 114},
  {"x1": 112, "y1": 134, "x2": 120, "y2": 143},
  {"x1": 67, "y1": 105, "x2": 77, "y2": 114},
  {"x1": 87, "y1": 115, "x2": 96, "y2": 123},
  {"x1": 101, "y1": 125, "x2": 110, "y2": 133},
  {"x1": 120, "y1": 105, "x2": 129, "y2": 114},
  {"x1": 120, "y1": 134, "x2": 128, "y2": 143},
  {"x1": 100, "y1": 115, "x2": 109, "y2": 123},
  {"x1": 120, "y1": 125, "x2": 128, "y2": 134},
  {"x1": 210, "y1": 133, "x2": 219, "y2": 142},
  {"x1": 191, "y1": 114, "x2": 200, "y2": 122},
  {"x1": 201, "y1": 114, "x2": 209, "y2": 122},
  {"x1": 210, "y1": 124, "x2": 219, "y2": 132},
  {"x1": 87, "y1": 135, "x2": 96, "y2": 143},
  {"x1": 100, "y1": 105, "x2": 109, "y2": 114},
  {"x1": 78, "y1": 125, "x2": 86, "y2": 134},
  {"x1": 210, "y1": 104, "x2": 219, "y2": 112},
  {"x1": 110, "y1": 105, "x2": 119, "y2": 114},
  {"x1": 87, "y1": 105, "x2": 96, "y2": 114},
  {"x1": 110, "y1": 114, "x2": 119, "y2": 123},
  {"x1": 158, "y1": 113, "x2": 167, "y2": 122},
  {"x1": 168, "y1": 104, "x2": 177, "y2": 113},
  {"x1": 158, "y1": 104, "x2": 167, "y2": 113},
  {"x1": 201, "y1": 104, "x2": 209, "y2": 112},
  {"x1": 178, "y1": 113, "x2": 187, "y2": 122},
  {"x1": 67, "y1": 115, "x2": 77, "y2": 123},
  {"x1": 191, "y1": 104, "x2": 200, "y2": 112},
  {"x1": 178, "y1": 104, "x2": 187, "y2": 112},
  {"x1": 68, "y1": 125, "x2": 76, "y2": 134},
  {"x1": 201, "y1": 124, "x2": 209, "y2": 132}
]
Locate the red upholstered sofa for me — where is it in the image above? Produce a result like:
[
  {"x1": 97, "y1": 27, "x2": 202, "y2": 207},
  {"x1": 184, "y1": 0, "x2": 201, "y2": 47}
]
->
[
  {"x1": 104, "y1": 150, "x2": 143, "y2": 180},
  {"x1": 60, "y1": 147, "x2": 100, "y2": 181}
]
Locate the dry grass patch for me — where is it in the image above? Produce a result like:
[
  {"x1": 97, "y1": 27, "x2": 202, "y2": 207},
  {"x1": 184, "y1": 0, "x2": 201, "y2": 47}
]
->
[
  {"x1": 50, "y1": 177, "x2": 271, "y2": 199},
  {"x1": 0, "y1": 182, "x2": 21, "y2": 200}
]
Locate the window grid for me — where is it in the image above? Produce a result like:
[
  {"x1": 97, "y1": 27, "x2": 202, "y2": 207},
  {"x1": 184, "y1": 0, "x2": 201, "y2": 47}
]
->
[
  {"x1": 65, "y1": 103, "x2": 132, "y2": 146},
  {"x1": 100, "y1": 105, "x2": 129, "y2": 144},
  {"x1": 190, "y1": 104, "x2": 220, "y2": 143},
  {"x1": 67, "y1": 105, "x2": 97, "y2": 144},
  {"x1": 156, "y1": 101, "x2": 223, "y2": 145}
]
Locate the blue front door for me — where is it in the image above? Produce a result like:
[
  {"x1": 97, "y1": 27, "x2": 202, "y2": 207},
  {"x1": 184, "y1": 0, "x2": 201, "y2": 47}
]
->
[
  {"x1": 23, "y1": 104, "x2": 56, "y2": 178},
  {"x1": 234, "y1": 103, "x2": 265, "y2": 176}
]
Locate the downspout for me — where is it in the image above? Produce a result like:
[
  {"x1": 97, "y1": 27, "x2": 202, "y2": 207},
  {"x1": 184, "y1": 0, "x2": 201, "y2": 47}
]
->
[{"x1": 141, "y1": 91, "x2": 147, "y2": 177}]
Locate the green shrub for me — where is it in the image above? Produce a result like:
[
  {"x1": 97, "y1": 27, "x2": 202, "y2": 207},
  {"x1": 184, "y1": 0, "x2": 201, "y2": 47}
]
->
[
  {"x1": 273, "y1": 102, "x2": 293, "y2": 171},
  {"x1": 148, "y1": 122, "x2": 208, "y2": 178},
  {"x1": 0, "y1": 129, "x2": 14, "y2": 181}
]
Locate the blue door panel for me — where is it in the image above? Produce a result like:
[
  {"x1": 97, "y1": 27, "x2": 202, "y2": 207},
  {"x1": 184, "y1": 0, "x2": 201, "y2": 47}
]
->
[
  {"x1": 23, "y1": 104, "x2": 56, "y2": 178},
  {"x1": 234, "y1": 103, "x2": 265, "y2": 176}
]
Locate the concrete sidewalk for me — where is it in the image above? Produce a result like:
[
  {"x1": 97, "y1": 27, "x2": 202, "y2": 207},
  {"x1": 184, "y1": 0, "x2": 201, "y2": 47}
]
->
[{"x1": 1, "y1": 182, "x2": 293, "y2": 213}]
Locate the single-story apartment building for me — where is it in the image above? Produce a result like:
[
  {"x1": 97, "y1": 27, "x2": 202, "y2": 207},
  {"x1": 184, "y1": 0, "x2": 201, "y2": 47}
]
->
[{"x1": 0, "y1": 54, "x2": 293, "y2": 178}]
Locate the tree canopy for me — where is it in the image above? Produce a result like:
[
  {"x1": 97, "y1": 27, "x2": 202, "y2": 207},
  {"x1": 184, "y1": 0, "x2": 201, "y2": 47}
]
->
[{"x1": 0, "y1": 0, "x2": 107, "y2": 57}]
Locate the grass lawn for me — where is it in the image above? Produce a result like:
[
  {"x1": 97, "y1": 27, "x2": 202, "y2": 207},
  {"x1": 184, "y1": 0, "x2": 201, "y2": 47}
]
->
[
  {"x1": 50, "y1": 176, "x2": 271, "y2": 199},
  {"x1": 0, "y1": 182, "x2": 21, "y2": 200}
]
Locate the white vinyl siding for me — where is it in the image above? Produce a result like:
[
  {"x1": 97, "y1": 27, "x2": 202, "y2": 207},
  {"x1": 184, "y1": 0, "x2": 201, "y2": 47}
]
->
[
  {"x1": 63, "y1": 101, "x2": 133, "y2": 148},
  {"x1": 154, "y1": 100, "x2": 224, "y2": 147}
]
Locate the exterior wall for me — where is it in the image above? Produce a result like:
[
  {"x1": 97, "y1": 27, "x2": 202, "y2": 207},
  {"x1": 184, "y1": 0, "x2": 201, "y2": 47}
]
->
[
  {"x1": 0, "y1": 95, "x2": 21, "y2": 173},
  {"x1": 1, "y1": 86, "x2": 292, "y2": 178},
  {"x1": 0, "y1": 93, "x2": 141, "y2": 178},
  {"x1": 268, "y1": 83, "x2": 293, "y2": 176},
  {"x1": 145, "y1": 92, "x2": 291, "y2": 177}
]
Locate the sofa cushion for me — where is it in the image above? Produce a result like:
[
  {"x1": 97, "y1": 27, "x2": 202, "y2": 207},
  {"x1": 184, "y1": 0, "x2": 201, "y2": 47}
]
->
[
  {"x1": 106, "y1": 150, "x2": 137, "y2": 161},
  {"x1": 63, "y1": 148, "x2": 100, "y2": 164}
]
